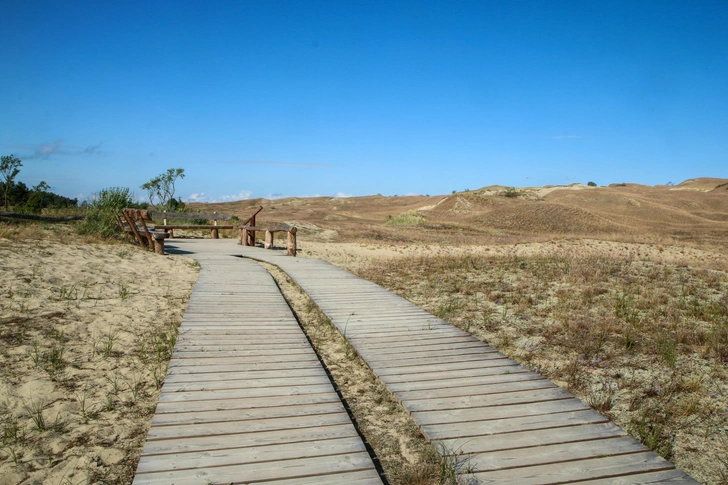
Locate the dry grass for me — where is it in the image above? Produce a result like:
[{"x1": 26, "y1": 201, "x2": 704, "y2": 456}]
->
[
  {"x1": 351, "y1": 253, "x2": 728, "y2": 484},
  {"x1": 263, "y1": 263, "x2": 451, "y2": 485}
]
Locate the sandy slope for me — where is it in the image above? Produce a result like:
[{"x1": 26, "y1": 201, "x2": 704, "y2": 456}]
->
[{"x1": 0, "y1": 239, "x2": 198, "y2": 485}]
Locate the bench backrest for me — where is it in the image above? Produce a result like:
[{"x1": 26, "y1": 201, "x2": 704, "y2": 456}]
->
[{"x1": 150, "y1": 211, "x2": 233, "y2": 222}]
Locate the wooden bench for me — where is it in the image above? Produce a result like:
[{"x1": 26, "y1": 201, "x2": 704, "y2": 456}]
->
[
  {"x1": 239, "y1": 225, "x2": 297, "y2": 256},
  {"x1": 116, "y1": 209, "x2": 170, "y2": 254},
  {"x1": 150, "y1": 206, "x2": 263, "y2": 239}
]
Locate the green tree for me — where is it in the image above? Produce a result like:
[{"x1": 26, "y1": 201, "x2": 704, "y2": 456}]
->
[
  {"x1": 140, "y1": 168, "x2": 185, "y2": 209},
  {"x1": 1, "y1": 154, "x2": 22, "y2": 211},
  {"x1": 22, "y1": 181, "x2": 51, "y2": 215},
  {"x1": 587, "y1": 181, "x2": 597, "y2": 187}
]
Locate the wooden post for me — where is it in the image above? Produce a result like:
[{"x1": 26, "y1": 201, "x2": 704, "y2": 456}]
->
[
  {"x1": 241, "y1": 227, "x2": 250, "y2": 246},
  {"x1": 264, "y1": 230, "x2": 273, "y2": 249},
  {"x1": 153, "y1": 237, "x2": 165, "y2": 255},
  {"x1": 287, "y1": 227, "x2": 297, "y2": 256},
  {"x1": 248, "y1": 215, "x2": 256, "y2": 246},
  {"x1": 212, "y1": 214, "x2": 219, "y2": 238}
]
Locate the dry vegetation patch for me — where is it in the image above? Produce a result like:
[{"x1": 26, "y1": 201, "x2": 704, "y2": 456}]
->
[
  {"x1": 0, "y1": 237, "x2": 198, "y2": 485},
  {"x1": 352, "y1": 253, "x2": 728, "y2": 485}
]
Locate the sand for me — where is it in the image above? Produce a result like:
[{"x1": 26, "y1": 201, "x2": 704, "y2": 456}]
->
[{"x1": 0, "y1": 239, "x2": 198, "y2": 485}]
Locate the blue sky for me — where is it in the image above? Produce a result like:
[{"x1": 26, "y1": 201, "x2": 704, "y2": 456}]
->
[{"x1": 2, "y1": 1, "x2": 727, "y2": 202}]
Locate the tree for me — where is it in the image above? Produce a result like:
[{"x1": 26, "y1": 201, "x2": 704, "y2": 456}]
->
[
  {"x1": 1, "y1": 154, "x2": 22, "y2": 211},
  {"x1": 24, "y1": 181, "x2": 51, "y2": 215},
  {"x1": 587, "y1": 181, "x2": 597, "y2": 187},
  {"x1": 140, "y1": 168, "x2": 185, "y2": 209}
]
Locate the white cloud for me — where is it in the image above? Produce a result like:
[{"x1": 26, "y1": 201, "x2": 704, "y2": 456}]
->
[
  {"x1": 5, "y1": 139, "x2": 105, "y2": 159},
  {"x1": 184, "y1": 190, "x2": 253, "y2": 203},
  {"x1": 226, "y1": 160, "x2": 329, "y2": 168},
  {"x1": 334, "y1": 192, "x2": 353, "y2": 198},
  {"x1": 219, "y1": 190, "x2": 253, "y2": 202}
]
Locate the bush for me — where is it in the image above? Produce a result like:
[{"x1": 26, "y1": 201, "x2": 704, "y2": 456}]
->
[
  {"x1": 386, "y1": 210, "x2": 425, "y2": 226},
  {"x1": 77, "y1": 187, "x2": 137, "y2": 238},
  {"x1": 503, "y1": 187, "x2": 519, "y2": 198},
  {"x1": 588, "y1": 181, "x2": 597, "y2": 187}
]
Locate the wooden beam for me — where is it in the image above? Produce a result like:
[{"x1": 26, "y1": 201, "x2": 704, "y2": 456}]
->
[
  {"x1": 240, "y1": 225, "x2": 292, "y2": 232},
  {"x1": 122, "y1": 210, "x2": 148, "y2": 250},
  {"x1": 150, "y1": 211, "x2": 234, "y2": 221}
]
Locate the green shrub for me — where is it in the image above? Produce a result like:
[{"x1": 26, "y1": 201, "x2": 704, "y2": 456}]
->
[
  {"x1": 503, "y1": 187, "x2": 519, "y2": 198},
  {"x1": 386, "y1": 210, "x2": 425, "y2": 226},
  {"x1": 77, "y1": 187, "x2": 137, "y2": 238},
  {"x1": 588, "y1": 181, "x2": 597, "y2": 187}
]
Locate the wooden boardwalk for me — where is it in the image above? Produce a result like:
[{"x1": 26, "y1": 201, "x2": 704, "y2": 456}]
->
[
  {"x1": 133, "y1": 241, "x2": 382, "y2": 484},
  {"x1": 240, "y1": 245, "x2": 700, "y2": 485}
]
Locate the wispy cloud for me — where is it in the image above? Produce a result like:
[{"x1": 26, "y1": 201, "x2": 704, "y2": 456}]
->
[
  {"x1": 551, "y1": 135, "x2": 582, "y2": 140},
  {"x1": 185, "y1": 190, "x2": 253, "y2": 203},
  {"x1": 225, "y1": 160, "x2": 330, "y2": 168},
  {"x1": 334, "y1": 192, "x2": 353, "y2": 198},
  {"x1": 2, "y1": 140, "x2": 105, "y2": 160}
]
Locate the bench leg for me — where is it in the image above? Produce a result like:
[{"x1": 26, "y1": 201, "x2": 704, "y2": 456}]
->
[
  {"x1": 287, "y1": 229, "x2": 297, "y2": 256},
  {"x1": 153, "y1": 238, "x2": 165, "y2": 255}
]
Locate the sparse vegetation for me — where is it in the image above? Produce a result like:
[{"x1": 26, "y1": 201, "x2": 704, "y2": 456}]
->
[
  {"x1": 352, "y1": 253, "x2": 728, "y2": 484},
  {"x1": 76, "y1": 186, "x2": 137, "y2": 239},
  {"x1": 502, "y1": 186, "x2": 519, "y2": 197},
  {"x1": 588, "y1": 181, "x2": 597, "y2": 187},
  {"x1": 0, "y1": 237, "x2": 197, "y2": 483},
  {"x1": 386, "y1": 210, "x2": 426, "y2": 226}
]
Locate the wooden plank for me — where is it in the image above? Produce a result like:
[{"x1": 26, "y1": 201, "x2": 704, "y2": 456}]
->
[
  {"x1": 133, "y1": 451, "x2": 376, "y2": 485},
  {"x1": 154, "y1": 392, "x2": 342, "y2": 414},
  {"x1": 158, "y1": 384, "x2": 336, "y2": 403},
  {"x1": 379, "y1": 361, "x2": 525, "y2": 383},
  {"x1": 387, "y1": 370, "x2": 537, "y2": 393},
  {"x1": 253, "y1": 469, "x2": 384, "y2": 485},
  {"x1": 469, "y1": 436, "x2": 648, "y2": 472},
  {"x1": 438, "y1": 422, "x2": 628, "y2": 454},
  {"x1": 469, "y1": 451, "x2": 674, "y2": 484},
  {"x1": 375, "y1": 355, "x2": 515, "y2": 376},
  {"x1": 567, "y1": 469, "x2": 701, "y2": 484},
  {"x1": 136, "y1": 436, "x2": 369, "y2": 473},
  {"x1": 146, "y1": 412, "x2": 353, "y2": 441},
  {"x1": 397, "y1": 377, "x2": 555, "y2": 401},
  {"x1": 164, "y1": 367, "x2": 326, "y2": 381},
  {"x1": 151, "y1": 402, "x2": 346, "y2": 426},
  {"x1": 160, "y1": 375, "x2": 332, "y2": 393},
  {"x1": 413, "y1": 397, "x2": 586, "y2": 426},
  {"x1": 422, "y1": 409, "x2": 609, "y2": 440}
]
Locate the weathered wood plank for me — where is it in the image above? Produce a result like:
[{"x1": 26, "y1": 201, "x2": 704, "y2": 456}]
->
[
  {"x1": 134, "y1": 451, "x2": 376, "y2": 484},
  {"x1": 470, "y1": 451, "x2": 674, "y2": 484},
  {"x1": 469, "y1": 436, "x2": 647, "y2": 472}
]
